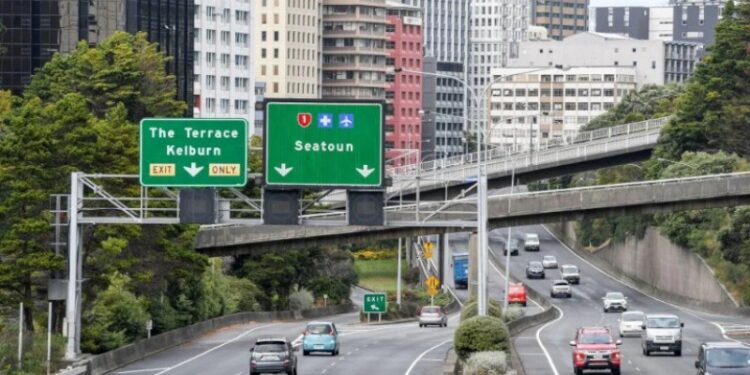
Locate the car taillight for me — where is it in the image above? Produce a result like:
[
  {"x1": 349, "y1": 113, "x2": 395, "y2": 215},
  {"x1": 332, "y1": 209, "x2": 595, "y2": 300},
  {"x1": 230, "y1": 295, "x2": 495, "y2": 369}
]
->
[{"x1": 611, "y1": 351, "x2": 621, "y2": 362}]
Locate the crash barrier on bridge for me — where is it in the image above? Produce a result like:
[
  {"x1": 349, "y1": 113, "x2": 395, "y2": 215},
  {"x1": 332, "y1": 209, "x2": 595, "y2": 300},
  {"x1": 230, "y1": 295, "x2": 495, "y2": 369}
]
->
[
  {"x1": 546, "y1": 222, "x2": 750, "y2": 317},
  {"x1": 81, "y1": 303, "x2": 354, "y2": 375}
]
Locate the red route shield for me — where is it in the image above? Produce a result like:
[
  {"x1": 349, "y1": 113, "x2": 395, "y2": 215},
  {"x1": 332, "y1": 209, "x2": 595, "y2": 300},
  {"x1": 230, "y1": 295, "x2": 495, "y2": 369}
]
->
[{"x1": 297, "y1": 113, "x2": 312, "y2": 128}]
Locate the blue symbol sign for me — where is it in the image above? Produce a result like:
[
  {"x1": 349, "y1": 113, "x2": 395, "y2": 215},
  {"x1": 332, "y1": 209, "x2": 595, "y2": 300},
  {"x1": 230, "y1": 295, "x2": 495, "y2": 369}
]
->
[
  {"x1": 339, "y1": 113, "x2": 354, "y2": 129},
  {"x1": 318, "y1": 113, "x2": 333, "y2": 128}
]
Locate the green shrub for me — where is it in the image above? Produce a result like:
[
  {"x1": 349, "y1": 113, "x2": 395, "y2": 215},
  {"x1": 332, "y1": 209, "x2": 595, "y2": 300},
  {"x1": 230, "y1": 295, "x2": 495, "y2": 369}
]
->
[
  {"x1": 460, "y1": 300, "x2": 503, "y2": 322},
  {"x1": 454, "y1": 316, "x2": 510, "y2": 360},
  {"x1": 289, "y1": 288, "x2": 314, "y2": 311},
  {"x1": 306, "y1": 276, "x2": 350, "y2": 303},
  {"x1": 464, "y1": 351, "x2": 513, "y2": 375},
  {"x1": 351, "y1": 248, "x2": 396, "y2": 260},
  {"x1": 503, "y1": 305, "x2": 524, "y2": 323}
]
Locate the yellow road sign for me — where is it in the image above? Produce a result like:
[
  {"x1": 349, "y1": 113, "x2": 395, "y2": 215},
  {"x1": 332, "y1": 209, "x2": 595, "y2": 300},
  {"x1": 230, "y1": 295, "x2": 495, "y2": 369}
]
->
[
  {"x1": 423, "y1": 247, "x2": 433, "y2": 259},
  {"x1": 427, "y1": 285, "x2": 439, "y2": 296},
  {"x1": 424, "y1": 241, "x2": 434, "y2": 252},
  {"x1": 426, "y1": 275, "x2": 440, "y2": 290}
]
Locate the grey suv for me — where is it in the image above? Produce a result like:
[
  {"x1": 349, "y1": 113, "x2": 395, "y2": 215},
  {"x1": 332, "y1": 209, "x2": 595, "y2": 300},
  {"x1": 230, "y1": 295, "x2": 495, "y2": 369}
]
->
[
  {"x1": 696, "y1": 342, "x2": 750, "y2": 374},
  {"x1": 250, "y1": 337, "x2": 298, "y2": 375}
]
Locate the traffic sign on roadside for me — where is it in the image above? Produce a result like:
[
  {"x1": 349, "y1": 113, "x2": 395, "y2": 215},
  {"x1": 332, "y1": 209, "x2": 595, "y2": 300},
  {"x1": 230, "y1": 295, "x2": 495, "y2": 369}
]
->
[
  {"x1": 363, "y1": 292, "x2": 387, "y2": 314},
  {"x1": 139, "y1": 118, "x2": 248, "y2": 187},
  {"x1": 423, "y1": 242, "x2": 434, "y2": 259},
  {"x1": 264, "y1": 101, "x2": 384, "y2": 188},
  {"x1": 427, "y1": 285, "x2": 439, "y2": 297},
  {"x1": 426, "y1": 275, "x2": 440, "y2": 290}
]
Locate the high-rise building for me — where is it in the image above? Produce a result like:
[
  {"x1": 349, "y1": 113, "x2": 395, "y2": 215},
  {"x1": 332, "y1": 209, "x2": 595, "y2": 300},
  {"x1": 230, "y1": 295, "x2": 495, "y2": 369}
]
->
[
  {"x1": 531, "y1": 0, "x2": 589, "y2": 41},
  {"x1": 255, "y1": 0, "x2": 321, "y2": 98},
  {"x1": 421, "y1": 0, "x2": 469, "y2": 64},
  {"x1": 0, "y1": 0, "x2": 194, "y2": 110},
  {"x1": 489, "y1": 66, "x2": 638, "y2": 151},
  {"x1": 321, "y1": 0, "x2": 389, "y2": 100},
  {"x1": 468, "y1": 0, "x2": 529, "y2": 137},
  {"x1": 194, "y1": 0, "x2": 254, "y2": 126},
  {"x1": 592, "y1": 1, "x2": 725, "y2": 46},
  {"x1": 384, "y1": 1, "x2": 423, "y2": 165},
  {"x1": 419, "y1": 0, "x2": 469, "y2": 161}
]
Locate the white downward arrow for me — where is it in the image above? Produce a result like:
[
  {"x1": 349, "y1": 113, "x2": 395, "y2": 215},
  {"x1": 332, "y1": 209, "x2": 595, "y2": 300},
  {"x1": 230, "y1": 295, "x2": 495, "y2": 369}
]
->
[
  {"x1": 184, "y1": 162, "x2": 204, "y2": 177},
  {"x1": 274, "y1": 163, "x2": 293, "y2": 177},
  {"x1": 356, "y1": 165, "x2": 375, "y2": 178}
]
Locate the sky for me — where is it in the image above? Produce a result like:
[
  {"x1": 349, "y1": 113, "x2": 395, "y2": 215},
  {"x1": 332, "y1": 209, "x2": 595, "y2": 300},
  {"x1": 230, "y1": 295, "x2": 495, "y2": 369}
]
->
[{"x1": 590, "y1": 0, "x2": 669, "y2": 6}]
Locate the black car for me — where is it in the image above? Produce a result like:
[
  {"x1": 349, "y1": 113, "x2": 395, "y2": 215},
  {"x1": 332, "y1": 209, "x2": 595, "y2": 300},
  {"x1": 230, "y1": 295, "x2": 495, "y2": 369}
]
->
[
  {"x1": 525, "y1": 261, "x2": 545, "y2": 279},
  {"x1": 695, "y1": 342, "x2": 750, "y2": 374},
  {"x1": 250, "y1": 337, "x2": 298, "y2": 375},
  {"x1": 503, "y1": 238, "x2": 520, "y2": 256}
]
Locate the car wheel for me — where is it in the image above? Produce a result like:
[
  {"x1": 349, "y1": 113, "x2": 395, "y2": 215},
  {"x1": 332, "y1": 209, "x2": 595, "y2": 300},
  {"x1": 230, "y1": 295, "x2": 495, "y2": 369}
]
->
[
  {"x1": 419, "y1": 324, "x2": 423, "y2": 328},
  {"x1": 522, "y1": 302, "x2": 527, "y2": 307},
  {"x1": 643, "y1": 348, "x2": 650, "y2": 356},
  {"x1": 303, "y1": 350, "x2": 309, "y2": 356},
  {"x1": 611, "y1": 368, "x2": 621, "y2": 375},
  {"x1": 675, "y1": 349, "x2": 682, "y2": 357},
  {"x1": 567, "y1": 293, "x2": 572, "y2": 298},
  {"x1": 604, "y1": 307, "x2": 608, "y2": 313},
  {"x1": 550, "y1": 292, "x2": 555, "y2": 298},
  {"x1": 619, "y1": 332, "x2": 623, "y2": 338},
  {"x1": 574, "y1": 367, "x2": 584, "y2": 375}
]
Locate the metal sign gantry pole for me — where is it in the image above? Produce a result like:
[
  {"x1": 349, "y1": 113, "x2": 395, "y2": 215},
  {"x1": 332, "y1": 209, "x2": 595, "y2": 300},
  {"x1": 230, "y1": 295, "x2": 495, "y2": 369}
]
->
[{"x1": 65, "y1": 172, "x2": 81, "y2": 361}]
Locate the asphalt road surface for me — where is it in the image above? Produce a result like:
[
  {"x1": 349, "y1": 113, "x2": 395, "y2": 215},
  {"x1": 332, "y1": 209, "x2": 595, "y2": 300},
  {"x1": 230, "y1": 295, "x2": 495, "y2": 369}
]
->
[{"x1": 502, "y1": 224, "x2": 750, "y2": 375}]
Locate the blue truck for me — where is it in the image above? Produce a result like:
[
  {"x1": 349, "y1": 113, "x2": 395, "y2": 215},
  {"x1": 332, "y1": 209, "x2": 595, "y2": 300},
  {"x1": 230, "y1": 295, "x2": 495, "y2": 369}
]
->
[{"x1": 452, "y1": 253, "x2": 469, "y2": 289}]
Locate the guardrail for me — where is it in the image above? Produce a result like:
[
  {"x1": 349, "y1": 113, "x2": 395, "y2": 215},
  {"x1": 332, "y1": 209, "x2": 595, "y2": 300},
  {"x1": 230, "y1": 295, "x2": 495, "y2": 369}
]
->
[{"x1": 387, "y1": 116, "x2": 670, "y2": 177}]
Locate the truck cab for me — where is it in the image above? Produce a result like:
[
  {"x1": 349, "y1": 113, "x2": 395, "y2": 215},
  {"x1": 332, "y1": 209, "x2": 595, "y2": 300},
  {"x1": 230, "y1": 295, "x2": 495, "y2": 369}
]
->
[
  {"x1": 507, "y1": 283, "x2": 527, "y2": 307},
  {"x1": 570, "y1": 326, "x2": 622, "y2": 375}
]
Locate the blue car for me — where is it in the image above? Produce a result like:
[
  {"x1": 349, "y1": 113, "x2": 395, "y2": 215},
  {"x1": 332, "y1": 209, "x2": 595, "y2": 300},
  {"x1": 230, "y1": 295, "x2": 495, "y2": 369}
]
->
[{"x1": 302, "y1": 321, "x2": 339, "y2": 356}]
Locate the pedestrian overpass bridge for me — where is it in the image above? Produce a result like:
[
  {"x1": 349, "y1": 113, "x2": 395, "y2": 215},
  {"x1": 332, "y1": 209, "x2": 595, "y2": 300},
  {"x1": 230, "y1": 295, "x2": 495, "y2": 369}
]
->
[{"x1": 196, "y1": 172, "x2": 750, "y2": 256}]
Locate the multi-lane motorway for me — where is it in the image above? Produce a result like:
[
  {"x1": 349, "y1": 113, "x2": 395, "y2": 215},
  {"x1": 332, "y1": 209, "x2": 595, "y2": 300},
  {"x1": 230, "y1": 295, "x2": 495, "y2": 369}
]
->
[{"x1": 111, "y1": 224, "x2": 750, "y2": 375}]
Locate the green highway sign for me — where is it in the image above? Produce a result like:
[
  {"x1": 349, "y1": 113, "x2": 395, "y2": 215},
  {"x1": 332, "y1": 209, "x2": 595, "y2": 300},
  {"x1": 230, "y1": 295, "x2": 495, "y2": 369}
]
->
[
  {"x1": 140, "y1": 118, "x2": 248, "y2": 187},
  {"x1": 264, "y1": 101, "x2": 384, "y2": 188},
  {"x1": 363, "y1": 292, "x2": 387, "y2": 314}
]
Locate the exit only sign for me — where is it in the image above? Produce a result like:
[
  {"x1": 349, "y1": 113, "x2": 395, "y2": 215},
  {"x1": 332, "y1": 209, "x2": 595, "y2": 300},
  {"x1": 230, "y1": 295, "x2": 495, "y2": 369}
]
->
[{"x1": 139, "y1": 118, "x2": 248, "y2": 187}]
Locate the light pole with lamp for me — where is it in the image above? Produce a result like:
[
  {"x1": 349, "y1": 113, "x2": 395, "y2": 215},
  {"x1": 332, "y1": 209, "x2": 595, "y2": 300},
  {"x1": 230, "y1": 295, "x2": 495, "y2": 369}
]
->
[{"x1": 391, "y1": 66, "x2": 545, "y2": 315}]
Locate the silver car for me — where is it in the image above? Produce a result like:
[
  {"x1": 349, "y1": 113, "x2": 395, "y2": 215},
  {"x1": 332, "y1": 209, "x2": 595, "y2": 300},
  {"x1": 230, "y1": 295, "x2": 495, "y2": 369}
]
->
[
  {"x1": 619, "y1": 310, "x2": 645, "y2": 337},
  {"x1": 418, "y1": 305, "x2": 447, "y2": 327},
  {"x1": 602, "y1": 292, "x2": 628, "y2": 312},
  {"x1": 542, "y1": 255, "x2": 558, "y2": 269},
  {"x1": 550, "y1": 280, "x2": 572, "y2": 298}
]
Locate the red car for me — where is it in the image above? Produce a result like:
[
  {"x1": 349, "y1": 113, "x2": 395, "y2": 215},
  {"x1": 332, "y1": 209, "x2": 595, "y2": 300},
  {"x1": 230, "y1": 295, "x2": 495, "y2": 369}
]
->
[
  {"x1": 507, "y1": 283, "x2": 527, "y2": 307},
  {"x1": 569, "y1": 327, "x2": 622, "y2": 375}
]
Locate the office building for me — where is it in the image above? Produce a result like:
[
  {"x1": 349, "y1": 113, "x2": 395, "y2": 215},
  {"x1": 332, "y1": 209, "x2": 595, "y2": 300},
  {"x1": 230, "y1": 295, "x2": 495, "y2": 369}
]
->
[
  {"x1": 255, "y1": 0, "x2": 321, "y2": 98},
  {"x1": 510, "y1": 32, "x2": 700, "y2": 85},
  {"x1": 531, "y1": 0, "x2": 589, "y2": 40},
  {"x1": 194, "y1": 0, "x2": 254, "y2": 125},
  {"x1": 592, "y1": 1, "x2": 724, "y2": 46},
  {"x1": 321, "y1": 0, "x2": 389, "y2": 100},
  {"x1": 0, "y1": 0, "x2": 194, "y2": 109},
  {"x1": 489, "y1": 66, "x2": 638, "y2": 151},
  {"x1": 421, "y1": 0, "x2": 469, "y2": 64},
  {"x1": 385, "y1": 1, "x2": 423, "y2": 165}
]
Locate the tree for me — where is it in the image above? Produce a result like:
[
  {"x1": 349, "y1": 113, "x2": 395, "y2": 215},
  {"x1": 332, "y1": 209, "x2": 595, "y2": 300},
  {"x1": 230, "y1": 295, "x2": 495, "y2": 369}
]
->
[
  {"x1": 584, "y1": 84, "x2": 684, "y2": 131},
  {"x1": 656, "y1": 0, "x2": 750, "y2": 159}
]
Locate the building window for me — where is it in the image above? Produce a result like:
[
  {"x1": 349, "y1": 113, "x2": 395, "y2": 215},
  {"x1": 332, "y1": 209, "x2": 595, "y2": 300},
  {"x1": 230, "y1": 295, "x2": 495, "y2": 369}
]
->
[
  {"x1": 235, "y1": 33, "x2": 249, "y2": 47},
  {"x1": 235, "y1": 100, "x2": 249, "y2": 113},
  {"x1": 220, "y1": 99, "x2": 230, "y2": 114}
]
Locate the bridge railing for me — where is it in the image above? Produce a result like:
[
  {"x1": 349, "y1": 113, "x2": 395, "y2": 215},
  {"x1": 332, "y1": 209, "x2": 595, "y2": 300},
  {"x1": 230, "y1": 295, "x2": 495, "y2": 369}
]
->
[{"x1": 387, "y1": 116, "x2": 671, "y2": 178}]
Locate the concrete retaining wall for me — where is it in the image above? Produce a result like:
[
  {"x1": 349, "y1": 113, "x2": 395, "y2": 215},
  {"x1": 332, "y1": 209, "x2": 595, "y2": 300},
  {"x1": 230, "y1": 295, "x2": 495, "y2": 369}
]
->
[
  {"x1": 85, "y1": 304, "x2": 354, "y2": 375},
  {"x1": 547, "y1": 221, "x2": 743, "y2": 314}
]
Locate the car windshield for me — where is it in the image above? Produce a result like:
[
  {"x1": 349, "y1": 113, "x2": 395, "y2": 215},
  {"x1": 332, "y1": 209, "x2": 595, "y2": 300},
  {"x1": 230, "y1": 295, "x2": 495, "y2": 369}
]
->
[
  {"x1": 554, "y1": 281, "x2": 568, "y2": 286},
  {"x1": 606, "y1": 293, "x2": 624, "y2": 300},
  {"x1": 579, "y1": 333, "x2": 612, "y2": 345},
  {"x1": 529, "y1": 262, "x2": 542, "y2": 268},
  {"x1": 526, "y1": 234, "x2": 538, "y2": 240},
  {"x1": 706, "y1": 348, "x2": 750, "y2": 368},
  {"x1": 647, "y1": 317, "x2": 680, "y2": 328},
  {"x1": 307, "y1": 324, "x2": 332, "y2": 334},
  {"x1": 562, "y1": 265, "x2": 578, "y2": 273},
  {"x1": 544, "y1": 256, "x2": 555, "y2": 261},
  {"x1": 255, "y1": 343, "x2": 286, "y2": 352},
  {"x1": 622, "y1": 312, "x2": 644, "y2": 322},
  {"x1": 421, "y1": 307, "x2": 440, "y2": 314}
]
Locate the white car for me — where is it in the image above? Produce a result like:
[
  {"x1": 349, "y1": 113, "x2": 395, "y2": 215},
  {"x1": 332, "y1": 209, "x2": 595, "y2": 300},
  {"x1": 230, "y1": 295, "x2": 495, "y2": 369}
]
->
[
  {"x1": 619, "y1": 310, "x2": 645, "y2": 337},
  {"x1": 602, "y1": 292, "x2": 628, "y2": 312},
  {"x1": 524, "y1": 233, "x2": 540, "y2": 251},
  {"x1": 550, "y1": 280, "x2": 572, "y2": 298},
  {"x1": 542, "y1": 255, "x2": 558, "y2": 269}
]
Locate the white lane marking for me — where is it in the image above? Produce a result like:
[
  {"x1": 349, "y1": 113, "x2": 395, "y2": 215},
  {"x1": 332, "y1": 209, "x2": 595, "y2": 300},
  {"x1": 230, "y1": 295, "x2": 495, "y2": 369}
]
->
[
  {"x1": 711, "y1": 322, "x2": 741, "y2": 342},
  {"x1": 403, "y1": 339, "x2": 453, "y2": 375},
  {"x1": 233, "y1": 372, "x2": 242, "y2": 375},
  {"x1": 535, "y1": 305, "x2": 563, "y2": 375},
  {"x1": 321, "y1": 369, "x2": 328, "y2": 374},
  {"x1": 488, "y1": 258, "x2": 544, "y2": 310},
  {"x1": 346, "y1": 351, "x2": 352, "y2": 355},
  {"x1": 542, "y1": 225, "x2": 735, "y2": 335},
  {"x1": 153, "y1": 323, "x2": 278, "y2": 375},
  {"x1": 113, "y1": 369, "x2": 168, "y2": 374}
]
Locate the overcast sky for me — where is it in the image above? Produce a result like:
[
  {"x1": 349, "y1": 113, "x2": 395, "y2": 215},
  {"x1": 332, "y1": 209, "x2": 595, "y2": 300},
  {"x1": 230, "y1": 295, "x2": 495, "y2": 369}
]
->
[{"x1": 590, "y1": 0, "x2": 669, "y2": 6}]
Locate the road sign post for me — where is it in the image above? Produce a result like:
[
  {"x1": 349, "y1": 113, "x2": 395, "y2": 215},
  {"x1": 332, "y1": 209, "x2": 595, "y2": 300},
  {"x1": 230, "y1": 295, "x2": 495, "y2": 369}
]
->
[
  {"x1": 140, "y1": 118, "x2": 248, "y2": 187},
  {"x1": 264, "y1": 101, "x2": 384, "y2": 188}
]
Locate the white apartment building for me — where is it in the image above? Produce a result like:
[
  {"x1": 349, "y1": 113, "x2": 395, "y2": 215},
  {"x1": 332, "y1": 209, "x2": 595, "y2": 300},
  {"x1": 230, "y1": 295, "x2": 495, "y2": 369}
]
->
[
  {"x1": 489, "y1": 66, "x2": 638, "y2": 151},
  {"x1": 254, "y1": 0, "x2": 321, "y2": 98},
  {"x1": 421, "y1": 0, "x2": 470, "y2": 64},
  {"x1": 194, "y1": 0, "x2": 255, "y2": 125}
]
